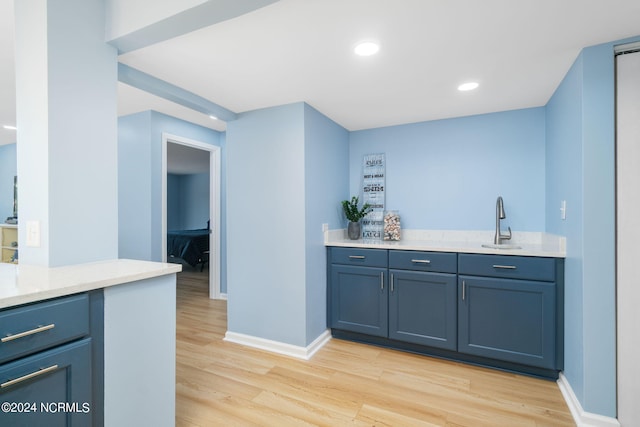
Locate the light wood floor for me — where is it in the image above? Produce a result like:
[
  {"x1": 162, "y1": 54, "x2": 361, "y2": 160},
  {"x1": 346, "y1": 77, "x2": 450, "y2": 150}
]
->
[{"x1": 175, "y1": 267, "x2": 575, "y2": 426}]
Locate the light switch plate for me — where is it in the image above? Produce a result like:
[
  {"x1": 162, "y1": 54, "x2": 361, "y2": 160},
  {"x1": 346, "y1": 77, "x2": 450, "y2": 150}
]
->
[{"x1": 26, "y1": 220, "x2": 41, "y2": 247}]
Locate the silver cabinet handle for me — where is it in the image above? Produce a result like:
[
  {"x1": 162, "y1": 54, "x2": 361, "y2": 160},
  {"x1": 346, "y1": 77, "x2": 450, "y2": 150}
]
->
[
  {"x1": 380, "y1": 272, "x2": 384, "y2": 291},
  {"x1": 492, "y1": 264, "x2": 517, "y2": 270},
  {"x1": 1, "y1": 365, "x2": 59, "y2": 388},
  {"x1": 349, "y1": 255, "x2": 366, "y2": 259},
  {"x1": 462, "y1": 280, "x2": 466, "y2": 301},
  {"x1": 390, "y1": 273, "x2": 395, "y2": 292},
  {"x1": 1, "y1": 324, "x2": 55, "y2": 343},
  {"x1": 411, "y1": 259, "x2": 431, "y2": 264}
]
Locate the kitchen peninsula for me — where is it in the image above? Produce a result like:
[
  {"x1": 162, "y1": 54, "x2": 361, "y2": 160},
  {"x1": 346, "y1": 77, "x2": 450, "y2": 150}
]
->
[{"x1": 0, "y1": 259, "x2": 181, "y2": 426}]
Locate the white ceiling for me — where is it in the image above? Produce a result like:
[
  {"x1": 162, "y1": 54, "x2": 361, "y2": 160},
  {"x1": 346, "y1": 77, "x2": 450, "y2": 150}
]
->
[{"x1": 2, "y1": 0, "x2": 640, "y2": 148}]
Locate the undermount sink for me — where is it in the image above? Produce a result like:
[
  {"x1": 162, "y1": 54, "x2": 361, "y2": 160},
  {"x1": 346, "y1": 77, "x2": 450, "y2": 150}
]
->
[{"x1": 481, "y1": 243, "x2": 522, "y2": 250}]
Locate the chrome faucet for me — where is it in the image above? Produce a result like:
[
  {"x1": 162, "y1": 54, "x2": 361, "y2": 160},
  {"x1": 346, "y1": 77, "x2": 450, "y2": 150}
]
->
[{"x1": 494, "y1": 196, "x2": 512, "y2": 245}]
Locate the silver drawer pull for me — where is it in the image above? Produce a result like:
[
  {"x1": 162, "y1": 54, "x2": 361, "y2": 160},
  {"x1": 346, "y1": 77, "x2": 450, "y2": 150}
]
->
[
  {"x1": 411, "y1": 259, "x2": 431, "y2": 264},
  {"x1": 1, "y1": 364, "x2": 59, "y2": 388},
  {"x1": 348, "y1": 255, "x2": 366, "y2": 259},
  {"x1": 492, "y1": 264, "x2": 517, "y2": 270},
  {"x1": 1, "y1": 324, "x2": 56, "y2": 343}
]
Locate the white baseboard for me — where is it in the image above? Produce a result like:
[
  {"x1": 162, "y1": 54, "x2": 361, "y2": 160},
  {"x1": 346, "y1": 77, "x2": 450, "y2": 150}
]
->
[
  {"x1": 557, "y1": 373, "x2": 620, "y2": 427},
  {"x1": 223, "y1": 329, "x2": 331, "y2": 360}
]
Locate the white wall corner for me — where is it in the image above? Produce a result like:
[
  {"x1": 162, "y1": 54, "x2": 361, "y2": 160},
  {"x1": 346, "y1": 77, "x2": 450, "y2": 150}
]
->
[
  {"x1": 223, "y1": 329, "x2": 331, "y2": 360},
  {"x1": 557, "y1": 373, "x2": 620, "y2": 427}
]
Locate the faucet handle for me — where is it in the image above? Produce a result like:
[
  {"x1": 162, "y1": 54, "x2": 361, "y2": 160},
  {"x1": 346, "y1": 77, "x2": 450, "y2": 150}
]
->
[{"x1": 501, "y1": 226, "x2": 512, "y2": 241}]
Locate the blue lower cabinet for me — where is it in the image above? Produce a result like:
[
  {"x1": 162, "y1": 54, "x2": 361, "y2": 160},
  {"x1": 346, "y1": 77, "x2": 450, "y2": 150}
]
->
[
  {"x1": 458, "y1": 275, "x2": 556, "y2": 369},
  {"x1": 0, "y1": 338, "x2": 92, "y2": 427},
  {"x1": 389, "y1": 270, "x2": 457, "y2": 350},
  {"x1": 330, "y1": 265, "x2": 388, "y2": 337},
  {"x1": 0, "y1": 291, "x2": 103, "y2": 427},
  {"x1": 327, "y1": 247, "x2": 564, "y2": 378}
]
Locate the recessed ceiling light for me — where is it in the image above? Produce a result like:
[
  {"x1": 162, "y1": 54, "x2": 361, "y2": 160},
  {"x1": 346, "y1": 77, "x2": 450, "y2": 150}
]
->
[
  {"x1": 209, "y1": 115, "x2": 218, "y2": 120},
  {"x1": 3, "y1": 125, "x2": 17, "y2": 130},
  {"x1": 458, "y1": 82, "x2": 479, "y2": 91},
  {"x1": 354, "y1": 41, "x2": 379, "y2": 56}
]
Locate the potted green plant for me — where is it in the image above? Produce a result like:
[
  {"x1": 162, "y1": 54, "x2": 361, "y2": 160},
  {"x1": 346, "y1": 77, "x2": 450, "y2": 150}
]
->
[{"x1": 341, "y1": 196, "x2": 372, "y2": 240}]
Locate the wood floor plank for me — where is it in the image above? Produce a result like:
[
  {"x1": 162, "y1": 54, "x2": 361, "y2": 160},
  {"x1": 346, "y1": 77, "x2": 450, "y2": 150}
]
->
[{"x1": 175, "y1": 265, "x2": 575, "y2": 426}]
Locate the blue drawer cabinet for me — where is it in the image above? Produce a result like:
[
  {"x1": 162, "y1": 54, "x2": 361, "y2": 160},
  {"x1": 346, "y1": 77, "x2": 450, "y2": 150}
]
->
[
  {"x1": 0, "y1": 292, "x2": 103, "y2": 427},
  {"x1": 458, "y1": 253, "x2": 563, "y2": 370},
  {"x1": 389, "y1": 250, "x2": 457, "y2": 273},
  {"x1": 329, "y1": 248, "x2": 457, "y2": 348},
  {"x1": 388, "y1": 250, "x2": 457, "y2": 349},
  {"x1": 330, "y1": 247, "x2": 388, "y2": 267},
  {"x1": 328, "y1": 246, "x2": 564, "y2": 379},
  {"x1": 458, "y1": 253, "x2": 555, "y2": 281},
  {"x1": 0, "y1": 294, "x2": 89, "y2": 365}
]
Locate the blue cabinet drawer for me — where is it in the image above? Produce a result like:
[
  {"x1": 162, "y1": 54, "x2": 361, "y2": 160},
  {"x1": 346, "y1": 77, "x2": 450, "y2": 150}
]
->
[
  {"x1": 0, "y1": 294, "x2": 90, "y2": 365},
  {"x1": 389, "y1": 250, "x2": 457, "y2": 273},
  {"x1": 458, "y1": 254, "x2": 555, "y2": 282},
  {"x1": 330, "y1": 247, "x2": 388, "y2": 268}
]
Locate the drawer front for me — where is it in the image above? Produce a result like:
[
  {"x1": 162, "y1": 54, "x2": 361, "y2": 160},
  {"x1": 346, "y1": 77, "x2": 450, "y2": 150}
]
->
[
  {"x1": 458, "y1": 253, "x2": 555, "y2": 282},
  {"x1": 0, "y1": 294, "x2": 90, "y2": 365},
  {"x1": 389, "y1": 250, "x2": 457, "y2": 273},
  {"x1": 330, "y1": 247, "x2": 388, "y2": 268}
]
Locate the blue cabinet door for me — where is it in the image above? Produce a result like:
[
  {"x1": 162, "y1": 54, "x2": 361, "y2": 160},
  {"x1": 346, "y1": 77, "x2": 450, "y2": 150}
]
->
[
  {"x1": 458, "y1": 276, "x2": 556, "y2": 369},
  {"x1": 389, "y1": 270, "x2": 457, "y2": 350},
  {"x1": 330, "y1": 265, "x2": 388, "y2": 337},
  {"x1": 0, "y1": 338, "x2": 92, "y2": 426}
]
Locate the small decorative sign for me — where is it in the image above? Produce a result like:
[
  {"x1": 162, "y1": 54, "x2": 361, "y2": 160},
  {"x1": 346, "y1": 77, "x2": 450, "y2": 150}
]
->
[{"x1": 361, "y1": 153, "x2": 385, "y2": 240}]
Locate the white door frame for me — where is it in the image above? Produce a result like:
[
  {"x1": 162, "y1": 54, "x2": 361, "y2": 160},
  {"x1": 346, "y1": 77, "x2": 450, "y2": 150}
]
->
[{"x1": 161, "y1": 132, "x2": 222, "y2": 299}]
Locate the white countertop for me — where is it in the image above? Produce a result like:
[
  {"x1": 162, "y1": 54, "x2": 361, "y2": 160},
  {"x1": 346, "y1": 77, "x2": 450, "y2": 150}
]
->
[
  {"x1": 0, "y1": 259, "x2": 182, "y2": 309},
  {"x1": 325, "y1": 229, "x2": 566, "y2": 258}
]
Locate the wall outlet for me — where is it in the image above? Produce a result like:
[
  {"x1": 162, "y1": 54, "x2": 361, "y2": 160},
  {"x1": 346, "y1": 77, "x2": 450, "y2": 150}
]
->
[
  {"x1": 560, "y1": 200, "x2": 567, "y2": 220},
  {"x1": 26, "y1": 220, "x2": 41, "y2": 247}
]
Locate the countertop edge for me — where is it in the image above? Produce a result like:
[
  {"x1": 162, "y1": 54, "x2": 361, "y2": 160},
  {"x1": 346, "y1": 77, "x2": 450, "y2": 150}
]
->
[{"x1": 0, "y1": 259, "x2": 182, "y2": 309}]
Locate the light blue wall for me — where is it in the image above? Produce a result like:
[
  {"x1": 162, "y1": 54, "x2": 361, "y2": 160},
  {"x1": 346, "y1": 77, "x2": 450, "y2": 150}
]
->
[
  {"x1": 349, "y1": 108, "x2": 546, "y2": 232},
  {"x1": 227, "y1": 103, "x2": 306, "y2": 346},
  {"x1": 167, "y1": 172, "x2": 210, "y2": 231},
  {"x1": 226, "y1": 102, "x2": 348, "y2": 347},
  {"x1": 580, "y1": 43, "x2": 618, "y2": 418},
  {"x1": 118, "y1": 111, "x2": 154, "y2": 260},
  {"x1": 0, "y1": 144, "x2": 17, "y2": 220},
  {"x1": 304, "y1": 104, "x2": 349, "y2": 343},
  {"x1": 16, "y1": 0, "x2": 118, "y2": 267},
  {"x1": 118, "y1": 111, "x2": 223, "y2": 271},
  {"x1": 545, "y1": 37, "x2": 640, "y2": 417},
  {"x1": 546, "y1": 55, "x2": 585, "y2": 403}
]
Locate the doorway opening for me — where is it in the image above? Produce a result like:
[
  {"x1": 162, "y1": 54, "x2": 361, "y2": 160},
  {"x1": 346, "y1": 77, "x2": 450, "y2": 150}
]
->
[{"x1": 161, "y1": 132, "x2": 221, "y2": 299}]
